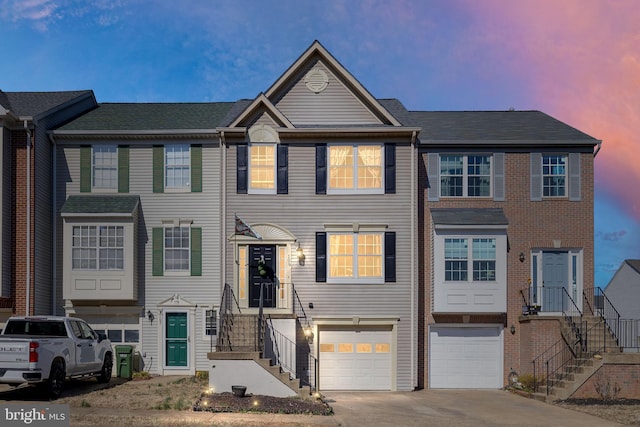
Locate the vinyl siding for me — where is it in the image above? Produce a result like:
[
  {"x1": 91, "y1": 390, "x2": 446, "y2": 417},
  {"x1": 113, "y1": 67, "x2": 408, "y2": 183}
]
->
[
  {"x1": 57, "y1": 140, "x2": 223, "y2": 373},
  {"x1": 225, "y1": 141, "x2": 416, "y2": 390},
  {"x1": 275, "y1": 60, "x2": 382, "y2": 126}
]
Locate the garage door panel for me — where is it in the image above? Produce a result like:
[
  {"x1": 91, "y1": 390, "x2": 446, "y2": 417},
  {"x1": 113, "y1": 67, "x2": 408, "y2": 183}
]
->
[
  {"x1": 320, "y1": 329, "x2": 392, "y2": 391},
  {"x1": 429, "y1": 326, "x2": 502, "y2": 389}
]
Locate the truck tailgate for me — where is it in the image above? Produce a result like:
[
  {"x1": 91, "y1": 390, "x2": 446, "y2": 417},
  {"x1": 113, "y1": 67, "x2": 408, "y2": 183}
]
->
[{"x1": 0, "y1": 338, "x2": 32, "y2": 369}]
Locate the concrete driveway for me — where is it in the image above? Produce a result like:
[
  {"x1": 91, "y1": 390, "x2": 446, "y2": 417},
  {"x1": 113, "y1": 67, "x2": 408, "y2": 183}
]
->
[{"x1": 325, "y1": 389, "x2": 622, "y2": 427}]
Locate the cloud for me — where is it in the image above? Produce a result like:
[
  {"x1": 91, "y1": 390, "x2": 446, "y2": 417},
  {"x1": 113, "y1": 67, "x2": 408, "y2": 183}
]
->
[
  {"x1": 0, "y1": 0, "x2": 60, "y2": 29},
  {"x1": 598, "y1": 230, "x2": 627, "y2": 242}
]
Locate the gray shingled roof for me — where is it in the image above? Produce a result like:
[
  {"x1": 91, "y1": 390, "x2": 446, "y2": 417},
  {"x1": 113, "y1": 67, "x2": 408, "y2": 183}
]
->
[
  {"x1": 378, "y1": 99, "x2": 598, "y2": 142},
  {"x1": 57, "y1": 102, "x2": 235, "y2": 131},
  {"x1": 431, "y1": 208, "x2": 509, "y2": 226},
  {"x1": 61, "y1": 195, "x2": 140, "y2": 214},
  {"x1": 625, "y1": 260, "x2": 640, "y2": 275},
  {"x1": 0, "y1": 90, "x2": 93, "y2": 118}
]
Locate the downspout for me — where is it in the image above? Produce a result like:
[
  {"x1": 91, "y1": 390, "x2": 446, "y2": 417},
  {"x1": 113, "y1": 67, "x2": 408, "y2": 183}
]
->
[
  {"x1": 24, "y1": 120, "x2": 31, "y2": 316},
  {"x1": 410, "y1": 130, "x2": 417, "y2": 389},
  {"x1": 220, "y1": 131, "x2": 227, "y2": 297},
  {"x1": 48, "y1": 132, "x2": 57, "y2": 315}
]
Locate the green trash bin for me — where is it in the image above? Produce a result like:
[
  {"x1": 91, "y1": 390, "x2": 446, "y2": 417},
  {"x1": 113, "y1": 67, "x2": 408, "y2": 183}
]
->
[{"x1": 115, "y1": 345, "x2": 134, "y2": 379}]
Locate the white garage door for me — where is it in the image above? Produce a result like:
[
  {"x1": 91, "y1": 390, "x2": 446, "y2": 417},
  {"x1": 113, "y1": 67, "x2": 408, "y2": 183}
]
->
[
  {"x1": 319, "y1": 328, "x2": 392, "y2": 390},
  {"x1": 429, "y1": 326, "x2": 502, "y2": 389}
]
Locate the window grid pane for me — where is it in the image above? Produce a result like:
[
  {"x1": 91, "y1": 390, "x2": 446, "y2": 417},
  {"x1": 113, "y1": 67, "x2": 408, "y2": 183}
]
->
[
  {"x1": 165, "y1": 227, "x2": 190, "y2": 271},
  {"x1": 542, "y1": 155, "x2": 566, "y2": 197},
  {"x1": 444, "y1": 238, "x2": 468, "y2": 281},
  {"x1": 440, "y1": 155, "x2": 491, "y2": 197},
  {"x1": 467, "y1": 156, "x2": 491, "y2": 196},
  {"x1": 329, "y1": 234, "x2": 353, "y2": 277},
  {"x1": 357, "y1": 234, "x2": 382, "y2": 277},
  {"x1": 249, "y1": 145, "x2": 275, "y2": 189},
  {"x1": 472, "y1": 238, "x2": 496, "y2": 281},
  {"x1": 165, "y1": 145, "x2": 190, "y2": 188},
  {"x1": 93, "y1": 145, "x2": 118, "y2": 189},
  {"x1": 329, "y1": 145, "x2": 382, "y2": 191},
  {"x1": 73, "y1": 225, "x2": 124, "y2": 270},
  {"x1": 329, "y1": 233, "x2": 383, "y2": 280}
]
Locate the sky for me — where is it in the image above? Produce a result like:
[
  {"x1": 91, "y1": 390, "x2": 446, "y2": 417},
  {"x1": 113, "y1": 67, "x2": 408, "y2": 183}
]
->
[{"x1": 1, "y1": 0, "x2": 638, "y2": 288}]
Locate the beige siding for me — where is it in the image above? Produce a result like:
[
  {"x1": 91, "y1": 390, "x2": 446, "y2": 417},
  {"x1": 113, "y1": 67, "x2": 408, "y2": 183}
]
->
[
  {"x1": 225, "y1": 141, "x2": 416, "y2": 390},
  {"x1": 275, "y1": 60, "x2": 382, "y2": 126},
  {"x1": 57, "y1": 140, "x2": 223, "y2": 373}
]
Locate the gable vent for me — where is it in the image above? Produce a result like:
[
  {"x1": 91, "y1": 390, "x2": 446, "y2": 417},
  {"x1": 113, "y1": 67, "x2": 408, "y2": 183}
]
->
[{"x1": 305, "y1": 68, "x2": 329, "y2": 93}]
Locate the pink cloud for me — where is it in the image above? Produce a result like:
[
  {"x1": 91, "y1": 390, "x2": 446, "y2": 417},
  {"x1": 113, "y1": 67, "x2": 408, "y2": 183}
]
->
[{"x1": 463, "y1": 0, "x2": 640, "y2": 219}]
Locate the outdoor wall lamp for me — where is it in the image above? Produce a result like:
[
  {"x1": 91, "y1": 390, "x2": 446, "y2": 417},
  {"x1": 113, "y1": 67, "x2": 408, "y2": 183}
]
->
[
  {"x1": 519, "y1": 252, "x2": 525, "y2": 263},
  {"x1": 296, "y1": 242, "x2": 305, "y2": 266},
  {"x1": 510, "y1": 324, "x2": 516, "y2": 335},
  {"x1": 304, "y1": 326, "x2": 314, "y2": 343},
  {"x1": 147, "y1": 310, "x2": 155, "y2": 323}
]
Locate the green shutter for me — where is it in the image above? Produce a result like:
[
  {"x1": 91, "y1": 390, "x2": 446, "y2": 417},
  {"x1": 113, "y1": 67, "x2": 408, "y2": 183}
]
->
[
  {"x1": 80, "y1": 146, "x2": 91, "y2": 192},
  {"x1": 191, "y1": 145, "x2": 202, "y2": 192},
  {"x1": 152, "y1": 227, "x2": 164, "y2": 276},
  {"x1": 191, "y1": 227, "x2": 202, "y2": 276},
  {"x1": 118, "y1": 146, "x2": 129, "y2": 193},
  {"x1": 153, "y1": 146, "x2": 164, "y2": 193}
]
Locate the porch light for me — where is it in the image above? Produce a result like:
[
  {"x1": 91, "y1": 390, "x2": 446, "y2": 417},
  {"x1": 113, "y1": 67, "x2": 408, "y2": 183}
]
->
[
  {"x1": 510, "y1": 324, "x2": 516, "y2": 335},
  {"x1": 519, "y1": 252, "x2": 525, "y2": 263},
  {"x1": 296, "y1": 243, "x2": 305, "y2": 265},
  {"x1": 304, "y1": 326, "x2": 314, "y2": 343},
  {"x1": 147, "y1": 310, "x2": 155, "y2": 323}
]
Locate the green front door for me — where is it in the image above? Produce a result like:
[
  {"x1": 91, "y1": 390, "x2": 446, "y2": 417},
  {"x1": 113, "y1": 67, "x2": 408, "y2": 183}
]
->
[{"x1": 166, "y1": 312, "x2": 188, "y2": 367}]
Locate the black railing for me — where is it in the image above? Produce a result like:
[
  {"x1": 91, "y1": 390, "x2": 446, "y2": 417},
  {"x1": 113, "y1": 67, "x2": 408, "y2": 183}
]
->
[
  {"x1": 532, "y1": 335, "x2": 580, "y2": 395},
  {"x1": 263, "y1": 317, "x2": 318, "y2": 390},
  {"x1": 618, "y1": 320, "x2": 640, "y2": 351},
  {"x1": 562, "y1": 288, "x2": 585, "y2": 352},
  {"x1": 583, "y1": 287, "x2": 621, "y2": 350},
  {"x1": 215, "y1": 283, "x2": 242, "y2": 352}
]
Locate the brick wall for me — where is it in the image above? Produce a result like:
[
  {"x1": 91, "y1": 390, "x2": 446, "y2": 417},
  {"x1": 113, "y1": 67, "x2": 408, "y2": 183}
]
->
[
  {"x1": 419, "y1": 150, "x2": 595, "y2": 387},
  {"x1": 11, "y1": 129, "x2": 35, "y2": 316},
  {"x1": 572, "y1": 364, "x2": 640, "y2": 399}
]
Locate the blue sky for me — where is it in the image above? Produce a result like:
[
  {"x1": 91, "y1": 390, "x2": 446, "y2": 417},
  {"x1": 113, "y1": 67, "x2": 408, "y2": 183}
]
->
[{"x1": 2, "y1": 0, "x2": 639, "y2": 288}]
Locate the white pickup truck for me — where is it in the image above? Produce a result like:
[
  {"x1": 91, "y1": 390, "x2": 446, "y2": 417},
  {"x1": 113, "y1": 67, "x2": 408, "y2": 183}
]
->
[{"x1": 0, "y1": 316, "x2": 113, "y2": 398}]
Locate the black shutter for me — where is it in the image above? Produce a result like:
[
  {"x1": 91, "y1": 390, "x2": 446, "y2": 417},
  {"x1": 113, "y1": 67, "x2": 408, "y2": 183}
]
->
[
  {"x1": 316, "y1": 144, "x2": 327, "y2": 195},
  {"x1": 277, "y1": 144, "x2": 288, "y2": 194},
  {"x1": 385, "y1": 232, "x2": 396, "y2": 282},
  {"x1": 385, "y1": 144, "x2": 396, "y2": 194},
  {"x1": 316, "y1": 232, "x2": 326, "y2": 282},
  {"x1": 237, "y1": 145, "x2": 248, "y2": 194}
]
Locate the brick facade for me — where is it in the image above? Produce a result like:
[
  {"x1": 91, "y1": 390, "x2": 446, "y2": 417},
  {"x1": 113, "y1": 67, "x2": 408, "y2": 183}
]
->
[
  {"x1": 10, "y1": 129, "x2": 35, "y2": 316},
  {"x1": 419, "y1": 150, "x2": 595, "y2": 388}
]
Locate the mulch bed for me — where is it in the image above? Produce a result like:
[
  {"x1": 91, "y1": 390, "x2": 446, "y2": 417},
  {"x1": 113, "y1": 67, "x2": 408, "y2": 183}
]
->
[
  {"x1": 193, "y1": 392, "x2": 334, "y2": 415},
  {"x1": 559, "y1": 398, "x2": 640, "y2": 406}
]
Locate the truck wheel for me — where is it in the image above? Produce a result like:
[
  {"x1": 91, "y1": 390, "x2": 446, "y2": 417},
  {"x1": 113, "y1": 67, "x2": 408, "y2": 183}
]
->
[
  {"x1": 97, "y1": 353, "x2": 113, "y2": 383},
  {"x1": 46, "y1": 360, "x2": 65, "y2": 399}
]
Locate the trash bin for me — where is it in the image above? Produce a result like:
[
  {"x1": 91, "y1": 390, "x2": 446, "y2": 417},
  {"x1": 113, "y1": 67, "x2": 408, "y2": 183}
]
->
[{"x1": 115, "y1": 345, "x2": 134, "y2": 379}]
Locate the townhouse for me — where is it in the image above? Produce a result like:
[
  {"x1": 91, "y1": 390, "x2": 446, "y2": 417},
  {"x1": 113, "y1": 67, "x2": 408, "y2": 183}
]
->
[
  {"x1": 3, "y1": 41, "x2": 606, "y2": 392},
  {"x1": 0, "y1": 90, "x2": 97, "y2": 321}
]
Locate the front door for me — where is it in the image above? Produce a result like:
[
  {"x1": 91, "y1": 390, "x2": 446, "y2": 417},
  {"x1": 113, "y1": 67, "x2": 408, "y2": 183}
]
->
[
  {"x1": 542, "y1": 251, "x2": 568, "y2": 312},
  {"x1": 166, "y1": 312, "x2": 188, "y2": 367},
  {"x1": 249, "y1": 245, "x2": 277, "y2": 308}
]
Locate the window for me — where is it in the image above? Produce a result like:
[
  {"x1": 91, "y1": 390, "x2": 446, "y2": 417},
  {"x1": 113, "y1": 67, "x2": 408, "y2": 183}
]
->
[
  {"x1": 328, "y1": 232, "x2": 383, "y2": 282},
  {"x1": 164, "y1": 227, "x2": 190, "y2": 271},
  {"x1": 444, "y1": 238, "x2": 496, "y2": 282},
  {"x1": 72, "y1": 225, "x2": 124, "y2": 270},
  {"x1": 542, "y1": 155, "x2": 566, "y2": 197},
  {"x1": 328, "y1": 144, "x2": 383, "y2": 193},
  {"x1": 165, "y1": 144, "x2": 190, "y2": 189},
  {"x1": 92, "y1": 145, "x2": 117, "y2": 189},
  {"x1": 204, "y1": 309, "x2": 217, "y2": 336},
  {"x1": 440, "y1": 155, "x2": 491, "y2": 197},
  {"x1": 249, "y1": 144, "x2": 275, "y2": 191}
]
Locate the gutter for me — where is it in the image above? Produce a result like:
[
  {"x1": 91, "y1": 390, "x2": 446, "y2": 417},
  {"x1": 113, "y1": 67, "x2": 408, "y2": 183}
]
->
[
  {"x1": 220, "y1": 131, "x2": 227, "y2": 296},
  {"x1": 593, "y1": 140, "x2": 603, "y2": 158},
  {"x1": 23, "y1": 120, "x2": 31, "y2": 315}
]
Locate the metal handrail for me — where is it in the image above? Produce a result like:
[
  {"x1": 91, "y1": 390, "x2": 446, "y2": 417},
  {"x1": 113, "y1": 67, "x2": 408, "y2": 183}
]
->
[
  {"x1": 583, "y1": 287, "x2": 621, "y2": 350},
  {"x1": 215, "y1": 283, "x2": 242, "y2": 352},
  {"x1": 561, "y1": 287, "x2": 584, "y2": 351}
]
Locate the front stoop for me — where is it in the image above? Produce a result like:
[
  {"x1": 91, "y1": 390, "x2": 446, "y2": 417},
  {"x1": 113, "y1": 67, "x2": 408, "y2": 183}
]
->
[{"x1": 208, "y1": 351, "x2": 311, "y2": 399}]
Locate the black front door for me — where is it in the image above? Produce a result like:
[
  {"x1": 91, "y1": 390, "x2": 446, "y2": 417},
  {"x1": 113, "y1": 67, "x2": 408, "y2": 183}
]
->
[{"x1": 249, "y1": 245, "x2": 277, "y2": 308}]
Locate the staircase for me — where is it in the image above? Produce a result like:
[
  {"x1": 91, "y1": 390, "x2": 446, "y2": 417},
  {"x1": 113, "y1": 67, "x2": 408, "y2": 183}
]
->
[
  {"x1": 209, "y1": 284, "x2": 316, "y2": 398},
  {"x1": 529, "y1": 287, "x2": 625, "y2": 401}
]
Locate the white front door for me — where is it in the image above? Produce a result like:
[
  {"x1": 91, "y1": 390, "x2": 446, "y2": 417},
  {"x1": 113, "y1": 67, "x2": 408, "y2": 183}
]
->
[
  {"x1": 319, "y1": 328, "x2": 392, "y2": 390},
  {"x1": 429, "y1": 325, "x2": 503, "y2": 389}
]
